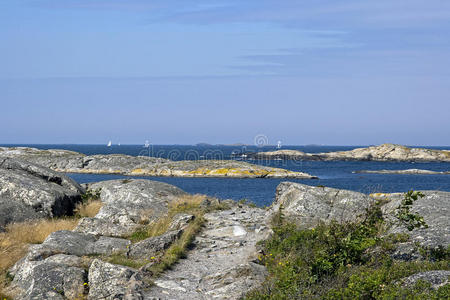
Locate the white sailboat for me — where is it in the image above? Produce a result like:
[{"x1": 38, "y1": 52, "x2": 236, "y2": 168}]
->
[
  {"x1": 107, "y1": 140, "x2": 112, "y2": 147},
  {"x1": 277, "y1": 141, "x2": 282, "y2": 149}
]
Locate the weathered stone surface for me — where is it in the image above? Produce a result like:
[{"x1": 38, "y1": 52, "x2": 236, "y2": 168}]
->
[
  {"x1": 273, "y1": 183, "x2": 450, "y2": 261},
  {"x1": 400, "y1": 270, "x2": 450, "y2": 289},
  {"x1": 0, "y1": 158, "x2": 84, "y2": 229},
  {"x1": 254, "y1": 144, "x2": 450, "y2": 162},
  {"x1": 35, "y1": 230, "x2": 98, "y2": 256},
  {"x1": 355, "y1": 169, "x2": 450, "y2": 175},
  {"x1": 75, "y1": 217, "x2": 137, "y2": 237},
  {"x1": 145, "y1": 207, "x2": 270, "y2": 299},
  {"x1": 87, "y1": 259, "x2": 149, "y2": 300},
  {"x1": 10, "y1": 256, "x2": 86, "y2": 300},
  {"x1": 93, "y1": 236, "x2": 132, "y2": 256},
  {"x1": 75, "y1": 179, "x2": 188, "y2": 237},
  {"x1": 128, "y1": 231, "x2": 180, "y2": 260},
  {"x1": 0, "y1": 146, "x2": 317, "y2": 178},
  {"x1": 267, "y1": 182, "x2": 373, "y2": 228},
  {"x1": 28, "y1": 230, "x2": 131, "y2": 258},
  {"x1": 381, "y1": 191, "x2": 450, "y2": 259},
  {"x1": 0, "y1": 196, "x2": 41, "y2": 230},
  {"x1": 128, "y1": 214, "x2": 193, "y2": 260}
]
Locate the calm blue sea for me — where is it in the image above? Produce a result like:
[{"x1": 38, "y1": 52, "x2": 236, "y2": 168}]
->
[{"x1": 3, "y1": 144, "x2": 450, "y2": 207}]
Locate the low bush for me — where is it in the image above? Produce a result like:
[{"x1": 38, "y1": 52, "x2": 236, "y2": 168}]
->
[{"x1": 246, "y1": 193, "x2": 449, "y2": 299}]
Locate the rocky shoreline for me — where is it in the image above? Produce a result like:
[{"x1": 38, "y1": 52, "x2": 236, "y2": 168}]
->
[
  {"x1": 0, "y1": 147, "x2": 317, "y2": 179},
  {"x1": 0, "y1": 158, "x2": 449, "y2": 299},
  {"x1": 252, "y1": 143, "x2": 450, "y2": 162},
  {"x1": 354, "y1": 169, "x2": 450, "y2": 175}
]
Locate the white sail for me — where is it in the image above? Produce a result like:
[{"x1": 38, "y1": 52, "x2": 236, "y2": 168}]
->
[{"x1": 107, "y1": 140, "x2": 112, "y2": 147}]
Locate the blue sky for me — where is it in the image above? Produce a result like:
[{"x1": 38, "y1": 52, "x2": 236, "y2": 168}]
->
[{"x1": 1, "y1": 0, "x2": 449, "y2": 145}]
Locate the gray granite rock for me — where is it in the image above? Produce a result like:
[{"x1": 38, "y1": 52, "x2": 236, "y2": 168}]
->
[
  {"x1": 267, "y1": 182, "x2": 373, "y2": 228},
  {"x1": 146, "y1": 207, "x2": 270, "y2": 299},
  {"x1": 87, "y1": 259, "x2": 149, "y2": 300},
  {"x1": 272, "y1": 182, "x2": 450, "y2": 261},
  {"x1": 74, "y1": 179, "x2": 188, "y2": 237},
  {"x1": 128, "y1": 230, "x2": 181, "y2": 260},
  {"x1": 0, "y1": 158, "x2": 84, "y2": 229},
  {"x1": 381, "y1": 191, "x2": 450, "y2": 260},
  {"x1": 400, "y1": 270, "x2": 450, "y2": 289},
  {"x1": 10, "y1": 255, "x2": 87, "y2": 300}
]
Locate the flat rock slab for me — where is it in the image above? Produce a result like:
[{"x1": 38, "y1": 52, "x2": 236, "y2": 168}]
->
[{"x1": 145, "y1": 207, "x2": 269, "y2": 299}]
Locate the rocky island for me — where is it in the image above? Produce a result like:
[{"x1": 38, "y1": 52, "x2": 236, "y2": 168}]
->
[
  {"x1": 0, "y1": 147, "x2": 317, "y2": 179},
  {"x1": 252, "y1": 143, "x2": 450, "y2": 162},
  {"x1": 354, "y1": 169, "x2": 450, "y2": 175}
]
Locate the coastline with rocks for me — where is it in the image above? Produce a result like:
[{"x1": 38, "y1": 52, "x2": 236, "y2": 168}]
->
[
  {"x1": 354, "y1": 169, "x2": 450, "y2": 175},
  {"x1": 0, "y1": 150, "x2": 449, "y2": 299},
  {"x1": 252, "y1": 143, "x2": 450, "y2": 162},
  {"x1": 0, "y1": 147, "x2": 317, "y2": 179}
]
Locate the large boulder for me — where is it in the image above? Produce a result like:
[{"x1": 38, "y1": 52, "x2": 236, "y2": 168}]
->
[
  {"x1": 379, "y1": 191, "x2": 450, "y2": 260},
  {"x1": 9, "y1": 254, "x2": 87, "y2": 300},
  {"x1": 0, "y1": 158, "x2": 84, "y2": 229},
  {"x1": 271, "y1": 182, "x2": 450, "y2": 261},
  {"x1": 267, "y1": 182, "x2": 373, "y2": 228},
  {"x1": 75, "y1": 179, "x2": 188, "y2": 237}
]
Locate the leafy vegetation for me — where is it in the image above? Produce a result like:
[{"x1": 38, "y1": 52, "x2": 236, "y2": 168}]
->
[
  {"x1": 81, "y1": 189, "x2": 101, "y2": 202},
  {"x1": 245, "y1": 192, "x2": 449, "y2": 299},
  {"x1": 395, "y1": 190, "x2": 428, "y2": 231}
]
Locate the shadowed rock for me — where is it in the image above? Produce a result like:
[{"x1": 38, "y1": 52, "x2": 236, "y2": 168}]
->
[{"x1": 0, "y1": 158, "x2": 84, "y2": 230}]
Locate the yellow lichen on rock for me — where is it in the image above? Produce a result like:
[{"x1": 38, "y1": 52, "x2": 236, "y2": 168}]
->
[{"x1": 131, "y1": 168, "x2": 144, "y2": 174}]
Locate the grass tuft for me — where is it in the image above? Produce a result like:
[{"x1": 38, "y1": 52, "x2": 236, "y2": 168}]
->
[
  {"x1": 74, "y1": 200, "x2": 103, "y2": 218},
  {"x1": 0, "y1": 218, "x2": 79, "y2": 298}
]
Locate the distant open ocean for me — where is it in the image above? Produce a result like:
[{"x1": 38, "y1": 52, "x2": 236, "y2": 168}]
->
[{"x1": 3, "y1": 144, "x2": 450, "y2": 207}]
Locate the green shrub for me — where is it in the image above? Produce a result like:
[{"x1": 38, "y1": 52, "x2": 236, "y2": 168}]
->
[{"x1": 246, "y1": 191, "x2": 449, "y2": 300}]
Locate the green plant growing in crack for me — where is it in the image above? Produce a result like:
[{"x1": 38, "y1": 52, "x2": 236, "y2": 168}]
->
[{"x1": 395, "y1": 190, "x2": 428, "y2": 231}]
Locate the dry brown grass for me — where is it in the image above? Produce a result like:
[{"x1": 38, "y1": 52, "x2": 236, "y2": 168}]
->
[
  {"x1": 0, "y1": 218, "x2": 79, "y2": 298},
  {"x1": 74, "y1": 200, "x2": 103, "y2": 218},
  {"x1": 168, "y1": 194, "x2": 207, "y2": 214}
]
